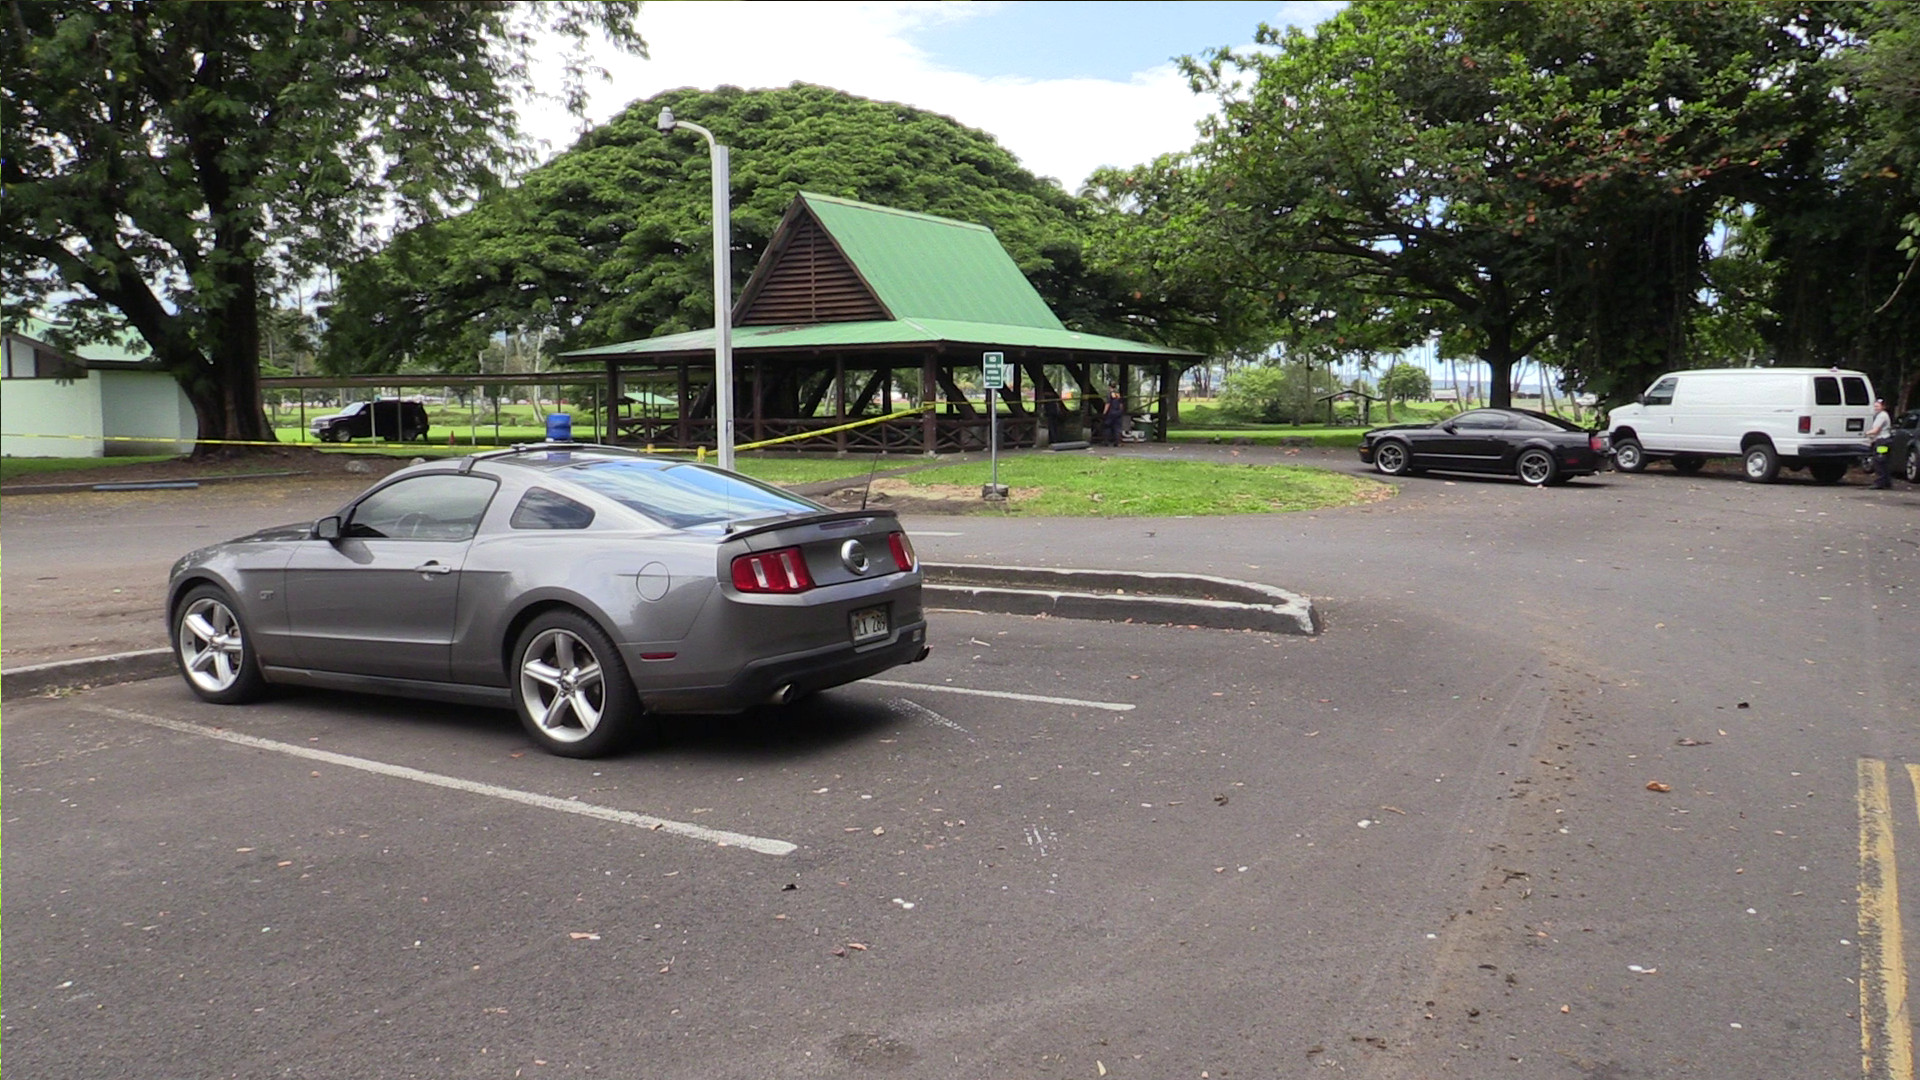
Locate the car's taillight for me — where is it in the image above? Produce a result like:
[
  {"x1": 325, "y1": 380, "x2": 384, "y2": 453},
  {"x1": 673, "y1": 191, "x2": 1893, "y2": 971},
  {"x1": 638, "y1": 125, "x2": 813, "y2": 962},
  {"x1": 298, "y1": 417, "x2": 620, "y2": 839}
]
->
[
  {"x1": 1798, "y1": 415, "x2": 1812, "y2": 433},
  {"x1": 887, "y1": 531, "x2": 917, "y2": 572},
  {"x1": 1589, "y1": 433, "x2": 1606, "y2": 452},
  {"x1": 731, "y1": 547, "x2": 814, "y2": 593}
]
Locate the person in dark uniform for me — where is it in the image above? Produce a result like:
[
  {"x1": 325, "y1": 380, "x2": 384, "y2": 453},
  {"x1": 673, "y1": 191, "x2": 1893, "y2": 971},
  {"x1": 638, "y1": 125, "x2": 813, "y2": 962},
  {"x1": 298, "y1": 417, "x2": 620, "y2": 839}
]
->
[{"x1": 1103, "y1": 387, "x2": 1126, "y2": 446}]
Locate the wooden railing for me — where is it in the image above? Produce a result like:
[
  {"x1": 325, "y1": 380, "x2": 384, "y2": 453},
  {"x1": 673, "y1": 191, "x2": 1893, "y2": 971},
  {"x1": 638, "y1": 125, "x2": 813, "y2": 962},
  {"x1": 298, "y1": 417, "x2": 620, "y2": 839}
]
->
[{"x1": 613, "y1": 414, "x2": 1042, "y2": 454}]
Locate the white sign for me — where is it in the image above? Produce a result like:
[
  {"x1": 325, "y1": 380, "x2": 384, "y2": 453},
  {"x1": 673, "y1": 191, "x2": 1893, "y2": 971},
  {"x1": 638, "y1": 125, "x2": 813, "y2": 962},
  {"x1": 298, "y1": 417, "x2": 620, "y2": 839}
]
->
[{"x1": 982, "y1": 351, "x2": 1007, "y2": 390}]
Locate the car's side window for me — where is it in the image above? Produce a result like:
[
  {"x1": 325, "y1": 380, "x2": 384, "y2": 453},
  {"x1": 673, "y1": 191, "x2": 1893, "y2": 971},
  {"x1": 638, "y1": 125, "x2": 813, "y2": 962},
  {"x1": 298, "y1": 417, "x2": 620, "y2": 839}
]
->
[
  {"x1": 1509, "y1": 414, "x2": 1553, "y2": 431},
  {"x1": 1454, "y1": 412, "x2": 1510, "y2": 430},
  {"x1": 1643, "y1": 377, "x2": 1677, "y2": 406},
  {"x1": 511, "y1": 487, "x2": 596, "y2": 530},
  {"x1": 345, "y1": 474, "x2": 498, "y2": 540}
]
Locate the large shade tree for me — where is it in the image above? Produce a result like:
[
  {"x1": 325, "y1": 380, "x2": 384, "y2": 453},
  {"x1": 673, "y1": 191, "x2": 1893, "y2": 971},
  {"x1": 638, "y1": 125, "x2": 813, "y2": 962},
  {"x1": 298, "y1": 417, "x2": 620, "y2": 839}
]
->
[
  {"x1": 1, "y1": 0, "x2": 644, "y2": 450},
  {"x1": 320, "y1": 83, "x2": 1137, "y2": 373},
  {"x1": 1096, "y1": 1, "x2": 1851, "y2": 408}
]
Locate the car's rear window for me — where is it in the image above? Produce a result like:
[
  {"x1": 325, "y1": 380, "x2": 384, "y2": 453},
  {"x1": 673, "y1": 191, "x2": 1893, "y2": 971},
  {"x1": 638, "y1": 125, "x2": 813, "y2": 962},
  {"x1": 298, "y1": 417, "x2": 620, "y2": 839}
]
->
[{"x1": 556, "y1": 459, "x2": 826, "y2": 529}]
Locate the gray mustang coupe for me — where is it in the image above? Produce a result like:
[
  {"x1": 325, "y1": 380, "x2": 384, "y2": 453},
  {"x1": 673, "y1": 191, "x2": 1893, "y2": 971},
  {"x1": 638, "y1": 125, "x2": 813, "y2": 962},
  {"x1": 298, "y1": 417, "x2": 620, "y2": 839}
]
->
[{"x1": 168, "y1": 444, "x2": 929, "y2": 757}]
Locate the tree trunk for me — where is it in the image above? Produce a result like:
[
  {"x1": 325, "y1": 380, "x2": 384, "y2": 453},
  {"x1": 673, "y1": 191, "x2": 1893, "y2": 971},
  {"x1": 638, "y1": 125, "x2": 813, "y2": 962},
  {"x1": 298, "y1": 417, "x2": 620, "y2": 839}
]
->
[{"x1": 1481, "y1": 323, "x2": 1517, "y2": 410}]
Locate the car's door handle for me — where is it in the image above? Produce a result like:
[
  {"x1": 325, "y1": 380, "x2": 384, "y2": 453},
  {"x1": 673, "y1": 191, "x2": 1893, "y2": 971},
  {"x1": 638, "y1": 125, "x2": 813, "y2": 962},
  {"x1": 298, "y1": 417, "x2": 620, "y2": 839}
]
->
[{"x1": 413, "y1": 562, "x2": 454, "y2": 576}]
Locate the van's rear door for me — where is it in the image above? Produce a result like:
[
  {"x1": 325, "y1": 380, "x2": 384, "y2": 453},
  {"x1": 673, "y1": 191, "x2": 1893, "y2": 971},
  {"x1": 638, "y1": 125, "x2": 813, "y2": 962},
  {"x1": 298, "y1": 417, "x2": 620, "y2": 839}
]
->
[{"x1": 1812, "y1": 374, "x2": 1874, "y2": 442}]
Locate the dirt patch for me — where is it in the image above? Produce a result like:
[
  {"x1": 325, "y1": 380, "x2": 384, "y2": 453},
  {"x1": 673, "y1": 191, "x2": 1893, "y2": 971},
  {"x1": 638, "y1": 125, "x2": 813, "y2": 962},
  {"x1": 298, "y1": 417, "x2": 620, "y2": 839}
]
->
[{"x1": 813, "y1": 477, "x2": 1009, "y2": 515}]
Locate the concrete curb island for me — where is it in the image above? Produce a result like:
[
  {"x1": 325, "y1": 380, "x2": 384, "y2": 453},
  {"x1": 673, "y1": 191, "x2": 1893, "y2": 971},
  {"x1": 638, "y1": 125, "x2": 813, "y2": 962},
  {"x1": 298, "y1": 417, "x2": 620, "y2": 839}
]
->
[{"x1": 0, "y1": 566, "x2": 1318, "y2": 701}]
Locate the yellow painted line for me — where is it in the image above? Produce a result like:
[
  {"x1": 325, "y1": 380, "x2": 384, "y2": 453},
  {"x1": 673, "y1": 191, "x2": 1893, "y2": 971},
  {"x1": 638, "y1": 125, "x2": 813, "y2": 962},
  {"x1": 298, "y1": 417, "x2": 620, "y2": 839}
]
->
[{"x1": 1858, "y1": 758, "x2": 1912, "y2": 1079}]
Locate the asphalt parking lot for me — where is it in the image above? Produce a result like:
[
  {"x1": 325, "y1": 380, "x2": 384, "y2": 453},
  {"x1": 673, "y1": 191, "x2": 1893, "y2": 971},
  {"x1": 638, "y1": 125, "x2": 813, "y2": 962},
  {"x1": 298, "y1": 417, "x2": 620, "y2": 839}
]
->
[{"x1": 4, "y1": 449, "x2": 1917, "y2": 1078}]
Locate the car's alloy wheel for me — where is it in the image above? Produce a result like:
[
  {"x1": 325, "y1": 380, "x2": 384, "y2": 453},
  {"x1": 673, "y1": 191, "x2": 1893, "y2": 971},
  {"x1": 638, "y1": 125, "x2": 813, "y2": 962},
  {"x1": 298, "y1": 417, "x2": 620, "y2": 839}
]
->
[
  {"x1": 514, "y1": 611, "x2": 641, "y2": 758},
  {"x1": 1743, "y1": 442, "x2": 1780, "y2": 483},
  {"x1": 1516, "y1": 447, "x2": 1556, "y2": 487},
  {"x1": 174, "y1": 585, "x2": 267, "y2": 704},
  {"x1": 1613, "y1": 438, "x2": 1645, "y2": 473},
  {"x1": 1373, "y1": 440, "x2": 1411, "y2": 476},
  {"x1": 1906, "y1": 446, "x2": 1918, "y2": 484}
]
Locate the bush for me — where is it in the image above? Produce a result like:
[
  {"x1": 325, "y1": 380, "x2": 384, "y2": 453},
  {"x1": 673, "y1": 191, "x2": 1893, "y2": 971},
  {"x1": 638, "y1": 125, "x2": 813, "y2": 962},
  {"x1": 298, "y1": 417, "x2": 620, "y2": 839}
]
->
[{"x1": 1217, "y1": 363, "x2": 1342, "y2": 424}]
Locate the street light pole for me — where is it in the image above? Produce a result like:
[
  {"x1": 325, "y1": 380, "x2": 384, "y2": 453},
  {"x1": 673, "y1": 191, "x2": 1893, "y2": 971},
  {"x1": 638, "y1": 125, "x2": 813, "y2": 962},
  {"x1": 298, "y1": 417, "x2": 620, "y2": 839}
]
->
[{"x1": 657, "y1": 106, "x2": 734, "y2": 471}]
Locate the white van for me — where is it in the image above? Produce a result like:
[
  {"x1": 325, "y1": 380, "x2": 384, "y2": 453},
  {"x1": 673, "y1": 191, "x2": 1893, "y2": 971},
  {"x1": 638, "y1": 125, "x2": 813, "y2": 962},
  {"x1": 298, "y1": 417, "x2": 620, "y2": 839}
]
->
[{"x1": 1607, "y1": 367, "x2": 1876, "y2": 483}]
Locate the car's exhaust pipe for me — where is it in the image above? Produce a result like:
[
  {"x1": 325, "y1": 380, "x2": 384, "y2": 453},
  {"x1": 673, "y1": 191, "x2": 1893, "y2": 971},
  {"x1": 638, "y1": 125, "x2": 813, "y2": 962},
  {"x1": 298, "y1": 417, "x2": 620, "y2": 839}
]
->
[
  {"x1": 767, "y1": 683, "x2": 799, "y2": 705},
  {"x1": 914, "y1": 645, "x2": 931, "y2": 663}
]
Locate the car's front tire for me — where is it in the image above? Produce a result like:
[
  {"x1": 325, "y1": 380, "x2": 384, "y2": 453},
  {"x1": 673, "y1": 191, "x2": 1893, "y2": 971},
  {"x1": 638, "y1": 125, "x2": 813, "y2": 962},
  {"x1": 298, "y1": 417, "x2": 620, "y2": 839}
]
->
[
  {"x1": 1613, "y1": 437, "x2": 1646, "y2": 473},
  {"x1": 513, "y1": 610, "x2": 643, "y2": 758},
  {"x1": 1743, "y1": 442, "x2": 1780, "y2": 483},
  {"x1": 1372, "y1": 440, "x2": 1412, "y2": 477},
  {"x1": 174, "y1": 584, "x2": 268, "y2": 704},
  {"x1": 1516, "y1": 447, "x2": 1557, "y2": 487}
]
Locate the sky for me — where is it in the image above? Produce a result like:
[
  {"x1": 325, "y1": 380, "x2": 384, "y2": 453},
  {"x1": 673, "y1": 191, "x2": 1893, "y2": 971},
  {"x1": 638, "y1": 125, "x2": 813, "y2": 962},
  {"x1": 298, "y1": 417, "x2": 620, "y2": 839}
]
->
[{"x1": 522, "y1": 0, "x2": 1346, "y2": 191}]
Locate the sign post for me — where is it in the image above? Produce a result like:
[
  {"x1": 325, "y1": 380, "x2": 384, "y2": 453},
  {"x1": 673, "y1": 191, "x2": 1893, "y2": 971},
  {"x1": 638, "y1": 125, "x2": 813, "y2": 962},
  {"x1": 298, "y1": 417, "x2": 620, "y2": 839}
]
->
[{"x1": 981, "y1": 351, "x2": 1008, "y2": 499}]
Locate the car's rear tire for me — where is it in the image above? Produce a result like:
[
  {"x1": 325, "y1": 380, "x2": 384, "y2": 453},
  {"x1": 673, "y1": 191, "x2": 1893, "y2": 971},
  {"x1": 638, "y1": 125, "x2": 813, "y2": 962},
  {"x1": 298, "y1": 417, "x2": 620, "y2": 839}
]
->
[
  {"x1": 1670, "y1": 455, "x2": 1704, "y2": 475},
  {"x1": 513, "y1": 610, "x2": 643, "y2": 758},
  {"x1": 1809, "y1": 460, "x2": 1848, "y2": 484},
  {"x1": 1516, "y1": 447, "x2": 1557, "y2": 487},
  {"x1": 1743, "y1": 442, "x2": 1780, "y2": 483},
  {"x1": 1613, "y1": 437, "x2": 1646, "y2": 473},
  {"x1": 1905, "y1": 445, "x2": 1918, "y2": 484},
  {"x1": 173, "y1": 584, "x2": 268, "y2": 704},
  {"x1": 1373, "y1": 440, "x2": 1412, "y2": 477}
]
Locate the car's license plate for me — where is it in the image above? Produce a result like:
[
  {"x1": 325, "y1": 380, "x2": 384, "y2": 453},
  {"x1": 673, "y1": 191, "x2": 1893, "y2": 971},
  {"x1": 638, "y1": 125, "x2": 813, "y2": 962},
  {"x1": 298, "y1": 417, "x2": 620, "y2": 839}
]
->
[{"x1": 850, "y1": 606, "x2": 889, "y2": 643}]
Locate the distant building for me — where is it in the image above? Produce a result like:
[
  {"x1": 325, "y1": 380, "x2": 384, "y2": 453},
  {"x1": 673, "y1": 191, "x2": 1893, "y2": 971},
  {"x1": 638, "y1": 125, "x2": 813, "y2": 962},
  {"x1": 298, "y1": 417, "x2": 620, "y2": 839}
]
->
[{"x1": 2, "y1": 317, "x2": 197, "y2": 457}]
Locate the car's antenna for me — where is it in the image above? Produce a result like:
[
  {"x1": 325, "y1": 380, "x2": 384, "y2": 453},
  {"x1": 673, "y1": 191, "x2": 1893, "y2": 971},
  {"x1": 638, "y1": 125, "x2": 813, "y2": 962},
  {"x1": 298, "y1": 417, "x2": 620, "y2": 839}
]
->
[{"x1": 859, "y1": 454, "x2": 883, "y2": 511}]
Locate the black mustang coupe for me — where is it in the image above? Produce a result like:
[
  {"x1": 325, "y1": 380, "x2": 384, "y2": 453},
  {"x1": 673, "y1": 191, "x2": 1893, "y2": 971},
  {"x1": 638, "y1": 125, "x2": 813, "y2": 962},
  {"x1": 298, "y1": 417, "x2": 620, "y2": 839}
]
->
[{"x1": 1358, "y1": 408, "x2": 1612, "y2": 486}]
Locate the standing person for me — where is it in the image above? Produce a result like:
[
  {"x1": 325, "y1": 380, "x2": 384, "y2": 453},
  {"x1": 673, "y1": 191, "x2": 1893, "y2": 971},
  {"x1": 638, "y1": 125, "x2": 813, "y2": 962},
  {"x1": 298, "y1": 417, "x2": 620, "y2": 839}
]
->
[
  {"x1": 1103, "y1": 387, "x2": 1126, "y2": 447},
  {"x1": 1866, "y1": 398, "x2": 1893, "y2": 489}
]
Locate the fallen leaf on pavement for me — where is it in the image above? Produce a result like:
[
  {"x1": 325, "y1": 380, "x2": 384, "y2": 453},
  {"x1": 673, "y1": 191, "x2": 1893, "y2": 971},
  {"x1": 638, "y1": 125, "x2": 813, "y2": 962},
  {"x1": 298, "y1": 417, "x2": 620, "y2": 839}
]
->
[{"x1": 1646, "y1": 782, "x2": 1671, "y2": 793}]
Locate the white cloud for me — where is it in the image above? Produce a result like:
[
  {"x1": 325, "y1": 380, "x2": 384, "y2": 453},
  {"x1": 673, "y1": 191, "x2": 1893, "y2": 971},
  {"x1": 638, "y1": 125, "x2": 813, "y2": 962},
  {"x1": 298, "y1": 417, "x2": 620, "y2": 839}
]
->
[{"x1": 520, "y1": 1, "x2": 1224, "y2": 190}]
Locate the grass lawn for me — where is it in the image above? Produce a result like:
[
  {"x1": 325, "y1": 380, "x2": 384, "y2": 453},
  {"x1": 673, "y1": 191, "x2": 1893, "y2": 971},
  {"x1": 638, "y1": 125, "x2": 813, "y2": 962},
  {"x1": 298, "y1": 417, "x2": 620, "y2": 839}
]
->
[{"x1": 900, "y1": 453, "x2": 1387, "y2": 516}]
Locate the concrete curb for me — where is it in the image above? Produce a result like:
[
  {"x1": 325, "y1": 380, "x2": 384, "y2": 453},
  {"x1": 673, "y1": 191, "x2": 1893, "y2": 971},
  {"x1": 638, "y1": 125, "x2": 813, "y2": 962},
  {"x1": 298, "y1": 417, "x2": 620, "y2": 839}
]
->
[
  {"x1": 921, "y1": 563, "x2": 1318, "y2": 636},
  {"x1": 2, "y1": 647, "x2": 175, "y2": 700},
  {"x1": 0, "y1": 567, "x2": 1318, "y2": 701}
]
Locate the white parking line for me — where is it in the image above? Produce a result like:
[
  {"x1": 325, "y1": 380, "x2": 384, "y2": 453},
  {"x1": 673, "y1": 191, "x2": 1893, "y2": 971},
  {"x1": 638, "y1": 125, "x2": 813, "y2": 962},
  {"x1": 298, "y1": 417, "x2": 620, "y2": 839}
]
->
[
  {"x1": 84, "y1": 705, "x2": 797, "y2": 856},
  {"x1": 867, "y1": 680, "x2": 1134, "y2": 712}
]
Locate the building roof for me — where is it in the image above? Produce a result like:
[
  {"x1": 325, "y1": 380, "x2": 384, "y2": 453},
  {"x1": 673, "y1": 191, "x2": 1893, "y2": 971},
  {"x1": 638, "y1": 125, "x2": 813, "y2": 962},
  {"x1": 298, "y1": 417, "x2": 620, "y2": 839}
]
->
[
  {"x1": 563, "y1": 193, "x2": 1196, "y2": 366},
  {"x1": 5, "y1": 315, "x2": 155, "y2": 366}
]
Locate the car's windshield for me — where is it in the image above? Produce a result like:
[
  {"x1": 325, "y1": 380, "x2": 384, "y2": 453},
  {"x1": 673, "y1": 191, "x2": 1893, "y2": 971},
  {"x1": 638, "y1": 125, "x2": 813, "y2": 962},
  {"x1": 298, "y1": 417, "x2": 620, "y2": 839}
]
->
[
  {"x1": 340, "y1": 402, "x2": 366, "y2": 415},
  {"x1": 557, "y1": 459, "x2": 826, "y2": 529}
]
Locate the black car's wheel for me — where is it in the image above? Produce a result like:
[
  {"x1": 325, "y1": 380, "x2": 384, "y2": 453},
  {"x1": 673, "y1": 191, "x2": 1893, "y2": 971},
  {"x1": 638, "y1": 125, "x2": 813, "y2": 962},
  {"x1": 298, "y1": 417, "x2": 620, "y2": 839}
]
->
[
  {"x1": 1372, "y1": 439, "x2": 1413, "y2": 477},
  {"x1": 173, "y1": 584, "x2": 268, "y2": 704},
  {"x1": 1613, "y1": 437, "x2": 1646, "y2": 473},
  {"x1": 1743, "y1": 442, "x2": 1780, "y2": 483},
  {"x1": 513, "y1": 610, "x2": 642, "y2": 758},
  {"x1": 1670, "y1": 455, "x2": 1704, "y2": 475},
  {"x1": 1515, "y1": 447, "x2": 1557, "y2": 487},
  {"x1": 1905, "y1": 445, "x2": 1918, "y2": 484},
  {"x1": 327, "y1": 427, "x2": 352, "y2": 443},
  {"x1": 1809, "y1": 460, "x2": 1848, "y2": 484}
]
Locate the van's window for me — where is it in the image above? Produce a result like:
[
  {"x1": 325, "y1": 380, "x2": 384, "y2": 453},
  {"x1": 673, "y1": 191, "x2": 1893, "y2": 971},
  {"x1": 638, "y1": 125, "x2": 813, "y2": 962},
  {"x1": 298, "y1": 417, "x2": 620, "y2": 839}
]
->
[
  {"x1": 1842, "y1": 377, "x2": 1870, "y2": 406},
  {"x1": 1644, "y1": 377, "x2": 1678, "y2": 406},
  {"x1": 1814, "y1": 377, "x2": 1841, "y2": 406}
]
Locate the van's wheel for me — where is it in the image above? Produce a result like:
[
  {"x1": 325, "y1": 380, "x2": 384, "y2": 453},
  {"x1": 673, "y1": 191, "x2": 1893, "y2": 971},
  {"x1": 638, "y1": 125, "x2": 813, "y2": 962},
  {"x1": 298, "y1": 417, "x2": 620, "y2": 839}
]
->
[
  {"x1": 1905, "y1": 445, "x2": 1918, "y2": 484},
  {"x1": 1743, "y1": 442, "x2": 1780, "y2": 483},
  {"x1": 173, "y1": 585, "x2": 268, "y2": 704},
  {"x1": 1516, "y1": 447, "x2": 1557, "y2": 487},
  {"x1": 1372, "y1": 440, "x2": 1412, "y2": 476},
  {"x1": 1613, "y1": 437, "x2": 1646, "y2": 473},
  {"x1": 512, "y1": 610, "x2": 643, "y2": 758},
  {"x1": 1670, "y1": 455, "x2": 1704, "y2": 475},
  {"x1": 1809, "y1": 460, "x2": 1847, "y2": 484}
]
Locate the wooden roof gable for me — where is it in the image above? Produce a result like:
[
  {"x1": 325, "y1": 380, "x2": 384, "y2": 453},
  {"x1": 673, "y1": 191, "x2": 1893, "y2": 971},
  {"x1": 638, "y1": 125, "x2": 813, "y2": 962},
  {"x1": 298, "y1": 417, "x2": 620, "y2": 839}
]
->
[{"x1": 732, "y1": 193, "x2": 1065, "y2": 332}]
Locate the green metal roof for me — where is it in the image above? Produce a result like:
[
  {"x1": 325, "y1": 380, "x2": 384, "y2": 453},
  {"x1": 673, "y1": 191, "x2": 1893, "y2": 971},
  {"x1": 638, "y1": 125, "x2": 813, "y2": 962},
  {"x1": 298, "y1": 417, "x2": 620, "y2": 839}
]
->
[
  {"x1": 796, "y1": 193, "x2": 1064, "y2": 330},
  {"x1": 563, "y1": 317, "x2": 1196, "y2": 362}
]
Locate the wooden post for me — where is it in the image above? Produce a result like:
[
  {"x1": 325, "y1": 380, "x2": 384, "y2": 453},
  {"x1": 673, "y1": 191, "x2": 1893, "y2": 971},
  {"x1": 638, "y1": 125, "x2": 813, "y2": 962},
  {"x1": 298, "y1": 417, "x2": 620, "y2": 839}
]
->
[{"x1": 921, "y1": 351, "x2": 938, "y2": 454}]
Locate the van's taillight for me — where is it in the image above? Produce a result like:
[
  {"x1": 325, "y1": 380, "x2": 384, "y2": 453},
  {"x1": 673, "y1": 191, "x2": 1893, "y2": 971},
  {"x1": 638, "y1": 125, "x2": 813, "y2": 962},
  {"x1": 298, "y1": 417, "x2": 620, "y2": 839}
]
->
[
  {"x1": 731, "y1": 547, "x2": 814, "y2": 593},
  {"x1": 888, "y1": 531, "x2": 917, "y2": 571},
  {"x1": 1798, "y1": 415, "x2": 1812, "y2": 433}
]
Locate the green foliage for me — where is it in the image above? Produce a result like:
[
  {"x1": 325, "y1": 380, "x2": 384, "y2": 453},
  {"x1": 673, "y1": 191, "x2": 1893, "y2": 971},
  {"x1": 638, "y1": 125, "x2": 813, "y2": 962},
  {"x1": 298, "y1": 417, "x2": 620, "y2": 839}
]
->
[
  {"x1": 1378, "y1": 365, "x2": 1432, "y2": 404},
  {"x1": 1, "y1": 1, "x2": 644, "y2": 445},
  {"x1": 1216, "y1": 362, "x2": 1341, "y2": 425},
  {"x1": 322, "y1": 84, "x2": 1144, "y2": 373}
]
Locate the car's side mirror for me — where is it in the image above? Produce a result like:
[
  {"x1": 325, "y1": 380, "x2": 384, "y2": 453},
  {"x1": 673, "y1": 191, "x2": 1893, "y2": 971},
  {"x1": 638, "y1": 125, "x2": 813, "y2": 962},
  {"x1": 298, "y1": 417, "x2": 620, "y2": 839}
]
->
[
  {"x1": 1441, "y1": 422, "x2": 1457, "y2": 433},
  {"x1": 313, "y1": 516, "x2": 342, "y2": 541}
]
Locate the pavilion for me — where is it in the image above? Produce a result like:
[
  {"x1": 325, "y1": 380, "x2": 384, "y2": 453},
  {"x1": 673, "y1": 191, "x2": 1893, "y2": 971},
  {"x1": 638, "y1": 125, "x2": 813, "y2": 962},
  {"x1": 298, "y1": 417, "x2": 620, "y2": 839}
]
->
[{"x1": 556, "y1": 192, "x2": 1200, "y2": 454}]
